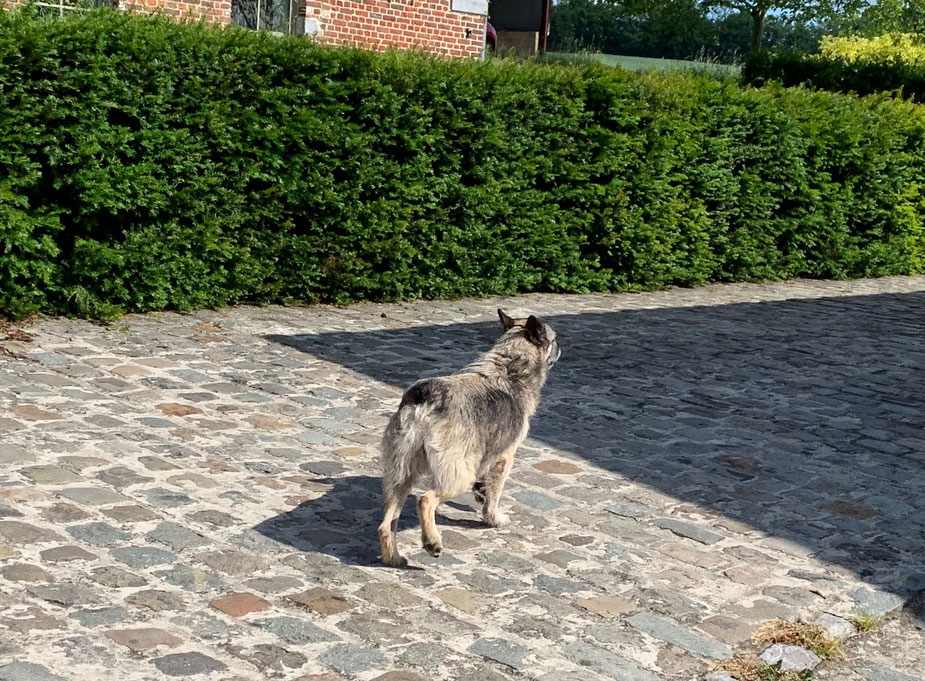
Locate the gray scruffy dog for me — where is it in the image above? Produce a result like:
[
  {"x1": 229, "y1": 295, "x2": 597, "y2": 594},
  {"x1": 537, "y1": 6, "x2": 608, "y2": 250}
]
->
[{"x1": 378, "y1": 309, "x2": 560, "y2": 568}]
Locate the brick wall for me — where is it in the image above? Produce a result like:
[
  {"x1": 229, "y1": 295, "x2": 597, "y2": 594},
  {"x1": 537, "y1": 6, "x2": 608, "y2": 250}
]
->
[{"x1": 303, "y1": 0, "x2": 487, "y2": 58}]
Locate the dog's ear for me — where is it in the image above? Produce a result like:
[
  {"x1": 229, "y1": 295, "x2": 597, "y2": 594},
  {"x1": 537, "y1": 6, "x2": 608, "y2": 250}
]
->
[
  {"x1": 525, "y1": 315, "x2": 548, "y2": 345},
  {"x1": 498, "y1": 309, "x2": 516, "y2": 331}
]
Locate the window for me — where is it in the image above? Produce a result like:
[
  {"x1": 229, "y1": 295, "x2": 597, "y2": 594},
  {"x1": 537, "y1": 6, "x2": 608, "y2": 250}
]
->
[
  {"x1": 231, "y1": 0, "x2": 302, "y2": 34},
  {"x1": 31, "y1": 0, "x2": 116, "y2": 18}
]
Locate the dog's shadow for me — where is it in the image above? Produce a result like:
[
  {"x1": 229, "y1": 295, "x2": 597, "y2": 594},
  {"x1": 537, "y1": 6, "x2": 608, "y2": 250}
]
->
[{"x1": 254, "y1": 474, "x2": 485, "y2": 568}]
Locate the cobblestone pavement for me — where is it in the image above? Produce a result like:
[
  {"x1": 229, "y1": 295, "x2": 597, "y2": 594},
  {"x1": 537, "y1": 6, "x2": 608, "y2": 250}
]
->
[{"x1": 1, "y1": 276, "x2": 924, "y2": 681}]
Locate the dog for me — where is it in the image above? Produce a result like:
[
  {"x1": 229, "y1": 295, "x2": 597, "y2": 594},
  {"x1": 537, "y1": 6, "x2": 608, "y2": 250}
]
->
[{"x1": 378, "y1": 309, "x2": 560, "y2": 568}]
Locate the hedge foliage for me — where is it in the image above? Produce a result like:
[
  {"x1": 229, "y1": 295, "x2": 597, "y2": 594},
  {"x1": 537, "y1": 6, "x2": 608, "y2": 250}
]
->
[
  {"x1": 820, "y1": 33, "x2": 925, "y2": 65},
  {"x1": 743, "y1": 45, "x2": 925, "y2": 101},
  {"x1": 2, "y1": 9, "x2": 925, "y2": 319}
]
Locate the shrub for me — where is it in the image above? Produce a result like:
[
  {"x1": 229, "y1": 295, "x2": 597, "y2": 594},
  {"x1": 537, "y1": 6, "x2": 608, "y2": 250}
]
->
[
  {"x1": 820, "y1": 33, "x2": 925, "y2": 65},
  {"x1": 1, "y1": 8, "x2": 924, "y2": 319},
  {"x1": 743, "y1": 42, "x2": 925, "y2": 100}
]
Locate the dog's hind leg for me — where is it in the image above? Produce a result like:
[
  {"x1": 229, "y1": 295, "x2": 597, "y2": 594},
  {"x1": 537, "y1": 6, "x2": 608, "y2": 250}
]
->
[
  {"x1": 480, "y1": 446, "x2": 515, "y2": 528},
  {"x1": 379, "y1": 475, "x2": 412, "y2": 568},
  {"x1": 417, "y1": 490, "x2": 445, "y2": 557}
]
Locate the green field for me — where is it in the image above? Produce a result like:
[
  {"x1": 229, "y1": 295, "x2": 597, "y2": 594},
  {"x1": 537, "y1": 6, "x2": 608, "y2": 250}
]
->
[{"x1": 547, "y1": 52, "x2": 741, "y2": 77}]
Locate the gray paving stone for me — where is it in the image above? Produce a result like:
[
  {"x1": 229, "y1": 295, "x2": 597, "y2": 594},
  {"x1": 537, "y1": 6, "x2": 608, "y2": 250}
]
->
[
  {"x1": 137, "y1": 488, "x2": 194, "y2": 508},
  {"x1": 651, "y1": 519, "x2": 723, "y2": 545},
  {"x1": 337, "y1": 611, "x2": 413, "y2": 646},
  {"x1": 817, "y1": 613, "x2": 856, "y2": 639},
  {"x1": 626, "y1": 613, "x2": 731, "y2": 660},
  {"x1": 151, "y1": 653, "x2": 227, "y2": 677},
  {"x1": 763, "y1": 585, "x2": 823, "y2": 607},
  {"x1": 0, "y1": 663, "x2": 66, "y2": 681},
  {"x1": 561, "y1": 641, "x2": 661, "y2": 681},
  {"x1": 228, "y1": 643, "x2": 307, "y2": 673},
  {"x1": 40, "y1": 546, "x2": 97, "y2": 563},
  {"x1": 70, "y1": 606, "x2": 130, "y2": 628},
  {"x1": 852, "y1": 587, "x2": 906, "y2": 618},
  {"x1": 398, "y1": 642, "x2": 452, "y2": 669},
  {"x1": 27, "y1": 583, "x2": 100, "y2": 607},
  {"x1": 0, "y1": 503, "x2": 23, "y2": 519},
  {"x1": 0, "y1": 445, "x2": 32, "y2": 465},
  {"x1": 468, "y1": 637, "x2": 530, "y2": 670},
  {"x1": 513, "y1": 490, "x2": 562, "y2": 510},
  {"x1": 534, "y1": 574, "x2": 586, "y2": 596},
  {"x1": 319, "y1": 644, "x2": 387, "y2": 675},
  {"x1": 145, "y1": 522, "x2": 208, "y2": 551},
  {"x1": 95, "y1": 467, "x2": 152, "y2": 488},
  {"x1": 857, "y1": 665, "x2": 924, "y2": 681},
  {"x1": 187, "y1": 510, "x2": 238, "y2": 528},
  {"x1": 56, "y1": 487, "x2": 128, "y2": 505},
  {"x1": 0, "y1": 522, "x2": 63, "y2": 545},
  {"x1": 102, "y1": 505, "x2": 158, "y2": 523},
  {"x1": 153, "y1": 565, "x2": 223, "y2": 593},
  {"x1": 19, "y1": 466, "x2": 83, "y2": 485},
  {"x1": 456, "y1": 569, "x2": 524, "y2": 595},
  {"x1": 125, "y1": 589, "x2": 186, "y2": 612},
  {"x1": 257, "y1": 616, "x2": 340, "y2": 644},
  {"x1": 477, "y1": 551, "x2": 535, "y2": 573},
  {"x1": 0, "y1": 564, "x2": 54, "y2": 583},
  {"x1": 534, "y1": 549, "x2": 582, "y2": 568},
  {"x1": 354, "y1": 582, "x2": 423, "y2": 608},
  {"x1": 65, "y1": 523, "x2": 131, "y2": 546},
  {"x1": 453, "y1": 664, "x2": 515, "y2": 681},
  {"x1": 89, "y1": 566, "x2": 147, "y2": 588},
  {"x1": 110, "y1": 546, "x2": 177, "y2": 567},
  {"x1": 760, "y1": 644, "x2": 821, "y2": 671},
  {"x1": 606, "y1": 502, "x2": 654, "y2": 520},
  {"x1": 245, "y1": 576, "x2": 303, "y2": 593},
  {"x1": 409, "y1": 550, "x2": 464, "y2": 566}
]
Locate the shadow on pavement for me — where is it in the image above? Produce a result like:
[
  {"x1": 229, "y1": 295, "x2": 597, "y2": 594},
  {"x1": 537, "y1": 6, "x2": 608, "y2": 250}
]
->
[{"x1": 257, "y1": 291, "x2": 925, "y2": 595}]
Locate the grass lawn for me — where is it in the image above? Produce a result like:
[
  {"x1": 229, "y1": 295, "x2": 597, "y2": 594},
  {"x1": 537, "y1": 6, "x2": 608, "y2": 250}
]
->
[{"x1": 546, "y1": 52, "x2": 741, "y2": 77}]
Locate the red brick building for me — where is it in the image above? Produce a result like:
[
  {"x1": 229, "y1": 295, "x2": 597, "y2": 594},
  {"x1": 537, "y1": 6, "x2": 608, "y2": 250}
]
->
[{"x1": 5, "y1": 0, "x2": 496, "y2": 58}]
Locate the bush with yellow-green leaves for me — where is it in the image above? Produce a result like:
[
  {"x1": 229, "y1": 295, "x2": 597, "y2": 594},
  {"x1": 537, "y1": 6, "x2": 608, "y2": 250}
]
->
[
  {"x1": 745, "y1": 33, "x2": 925, "y2": 100},
  {"x1": 820, "y1": 33, "x2": 925, "y2": 65}
]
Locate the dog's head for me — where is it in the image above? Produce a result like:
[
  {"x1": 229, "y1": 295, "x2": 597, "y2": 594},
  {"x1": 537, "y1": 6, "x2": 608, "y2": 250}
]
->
[{"x1": 497, "y1": 309, "x2": 561, "y2": 369}]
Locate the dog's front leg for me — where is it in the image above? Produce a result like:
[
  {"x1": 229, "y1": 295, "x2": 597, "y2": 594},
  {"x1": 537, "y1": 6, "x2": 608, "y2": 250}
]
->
[
  {"x1": 481, "y1": 448, "x2": 515, "y2": 528},
  {"x1": 472, "y1": 480, "x2": 486, "y2": 505}
]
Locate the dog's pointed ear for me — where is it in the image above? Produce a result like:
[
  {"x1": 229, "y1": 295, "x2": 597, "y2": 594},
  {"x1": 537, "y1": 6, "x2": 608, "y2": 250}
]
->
[
  {"x1": 498, "y1": 309, "x2": 516, "y2": 331},
  {"x1": 525, "y1": 315, "x2": 547, "y2": 345}
]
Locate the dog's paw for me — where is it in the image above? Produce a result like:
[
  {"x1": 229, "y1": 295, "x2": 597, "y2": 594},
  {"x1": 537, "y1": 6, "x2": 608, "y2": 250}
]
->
[
  {"x1": 382, "y1": 554, "x2": 409, "y2": 569},
  {"x1": 472, "y1": 481, "x2": 486, "y2": 505},
  {"x1": 483, "y1": 511, "x2": 509, "y2": 528},
  {"x1": 422, "y1": 539, "x2": 442, "y2": 558}
]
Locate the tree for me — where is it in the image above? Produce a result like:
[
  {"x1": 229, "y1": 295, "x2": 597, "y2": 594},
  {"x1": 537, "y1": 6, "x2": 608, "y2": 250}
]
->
[
  {"x1": 853, "y1": 0, "x2": 925, "y2": 35},
  {"x1": 702, "y1": 0, "x2": 861, "y2": 52}
]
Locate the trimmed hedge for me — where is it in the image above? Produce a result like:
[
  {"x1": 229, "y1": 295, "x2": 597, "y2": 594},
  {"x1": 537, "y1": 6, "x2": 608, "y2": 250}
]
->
[
  {"x1": 743, "y1": 48, "x2": 925, "y2": 101},
  {"x1": 2, "y1": 9, "x2": 925, "y2": 319}
]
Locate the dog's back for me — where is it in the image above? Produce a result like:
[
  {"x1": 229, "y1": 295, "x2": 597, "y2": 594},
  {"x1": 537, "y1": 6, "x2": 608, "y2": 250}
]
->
[{"x1": 382, "y1": 372, "x2": 528, "y2": 501}]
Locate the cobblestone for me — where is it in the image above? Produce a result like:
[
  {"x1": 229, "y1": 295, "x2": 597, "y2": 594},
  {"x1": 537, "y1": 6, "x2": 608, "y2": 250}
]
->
[{"x1": 2, "y1": 277, "x2": 924, "y2": 680}]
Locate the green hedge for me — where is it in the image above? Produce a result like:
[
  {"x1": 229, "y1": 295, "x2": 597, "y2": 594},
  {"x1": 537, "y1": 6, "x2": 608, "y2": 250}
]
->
[
  {"x1": 2, "y1": 9, "x2": 924, "y2": 319},
  {"x1": 743, "y1": 48, "x2": 925, "y2": 101}
]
